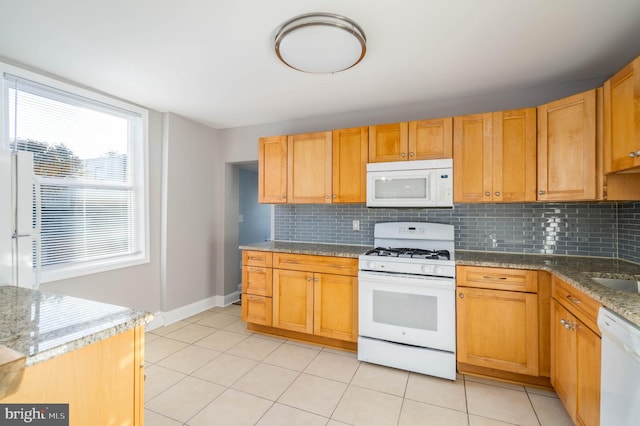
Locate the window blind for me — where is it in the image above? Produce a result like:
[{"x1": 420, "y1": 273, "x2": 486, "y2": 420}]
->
[{"x1": 2, "y1": 73, "x2": 146, "y2": 279}]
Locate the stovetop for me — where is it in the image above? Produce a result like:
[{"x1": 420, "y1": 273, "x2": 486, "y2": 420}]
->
[{"x1": 364, "y1": 247, "x2": 451, "y2": 261}]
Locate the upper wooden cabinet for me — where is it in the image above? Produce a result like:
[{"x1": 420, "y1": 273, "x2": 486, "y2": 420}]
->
[
  {"x1": 604, "y1": 55, "x2": 640, "y2": 173},
  {"x1": 537, "y1": 89, "x2": 598, "y2": 201},
  {"x1": 287, "y1": 131, "x2": 333, "y2": 204},
  {"x1": 258, "y1": 135, "x2": 288, "y2": 203},
  {"x1": 453, "y1": 109, "x2": 536, "y2": 203},
  {"x1": 332, "y1": 126, "x2": 368, "y2": 203},
  {"x1": 368, "y1": 122, "x2": 409, "y2": 162},
  {"x1": 369, "y1": 119, "x2": 453, "y2": 163},
  {"x1": 408, "y1": 117, "x2": 453, "y2": 160}
]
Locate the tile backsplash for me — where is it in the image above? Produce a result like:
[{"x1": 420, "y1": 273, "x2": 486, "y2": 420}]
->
[{"x1": 274, "y1": 202, "x2": 640, "y2": 263}]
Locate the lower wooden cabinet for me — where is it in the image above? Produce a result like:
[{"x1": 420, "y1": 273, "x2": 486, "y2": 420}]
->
[
  {"x1": 1, "y1": 327, "x2": 144, "y2": 426},
  {"x1": 551, "y1": 276, "x2": 602, "y2": 426},
  {"x1": 242, "y1": 250, "x2": 358, "y2": 346},
  {"x1": 456, "y1": 266, "x2": 550, "y2": 387}
]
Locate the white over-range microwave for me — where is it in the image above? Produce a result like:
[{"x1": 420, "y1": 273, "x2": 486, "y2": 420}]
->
[{"x1": 366, "y1": 159, "x2": 453, "y2": 208}]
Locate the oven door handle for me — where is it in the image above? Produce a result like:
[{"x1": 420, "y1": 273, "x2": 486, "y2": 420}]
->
[{"x1": 358, "y1": 271, "x2": 455, "y2": 289}]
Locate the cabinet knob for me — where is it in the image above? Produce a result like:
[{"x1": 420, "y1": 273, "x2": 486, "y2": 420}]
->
[
  {"x1": 325, "y1": 195, "x2": 330, "y2": 199},
  {"x1": 401, "y1": 152, "x2": 406, "y2": 157},
  {"x1": 280, "y1": 194, "x2": 285, "y2": 199},
  {"x1": 485, "y1": 191, "x2": 491, "y2": 196},
  {"x1": 637, "y1": 150, "x2": 640, "y2": 156},
  {"x1": 459, "y1": 292, "x2": 464, "y2": 299},
  {"x1": 307, "y1": 276, "x2": 312, "y2": 281},
  {"x1": 409, "y1": 152, "x2": 415, "y2": 157},
  {"x1": 630, "y1": 152, "x2": 636, "y2": 158},
  {"x1": 560, "y1": 319, "x2": 574, "y2": 331},
  {"x1": 495, "y1": 191, "x2": 501, "y2": 196},
  {"x1": 539, "y1": 190, "x2": 546, "y2": 195},
  {"x1": 333, "y1": 194, "x2": 337, "y2": 198}
]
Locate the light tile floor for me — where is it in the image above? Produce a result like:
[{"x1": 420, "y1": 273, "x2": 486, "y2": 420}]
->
[{"x1": 144, "y1": 305, "x2": 573, "y2": 426}]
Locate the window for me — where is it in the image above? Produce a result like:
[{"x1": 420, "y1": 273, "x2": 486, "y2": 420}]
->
[{"x1": 2, "y1": 66, "x2": 148, "y2": 282}]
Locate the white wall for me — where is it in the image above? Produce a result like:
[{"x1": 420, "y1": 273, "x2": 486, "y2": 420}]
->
[{"x1": 162, "y1": 113, "x2": 221, "y2": 311}]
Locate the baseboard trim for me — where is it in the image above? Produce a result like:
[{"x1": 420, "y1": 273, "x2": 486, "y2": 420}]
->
[{"x1": 146, "y1": 291, "x2": 240, "y2": 331}]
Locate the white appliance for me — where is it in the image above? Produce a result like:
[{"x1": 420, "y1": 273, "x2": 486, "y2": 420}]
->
[
  {"x1": 358, "y1": 221, "x2": 456, "y2": 380},
  {"x1": 0, "y1": 149, "x2": 40, "y2": 289},
  {"x1": 366, "y1": 159, "x2": 453, "y2": 208},
  {"x1": 598, "y1": 307, "x2": 640, "y2": 426}
]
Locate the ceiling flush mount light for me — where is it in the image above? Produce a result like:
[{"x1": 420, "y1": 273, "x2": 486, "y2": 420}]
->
[{"x1": 275, "y1": 12, "x2": 366, "y2": 74}]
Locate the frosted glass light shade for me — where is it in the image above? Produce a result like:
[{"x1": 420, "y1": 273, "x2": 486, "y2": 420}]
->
[{"x1": 275, "y1": 13, "x2": 366, "y2": 74}]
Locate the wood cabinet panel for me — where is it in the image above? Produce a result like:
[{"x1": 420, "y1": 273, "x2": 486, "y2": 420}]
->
[
  {"x1": 576, "y1": 323, "x2": 601, "y2": 426},
  {"x1": 313, "y1": 273, "x2": 358, "y2": 342},
  {"x1": 273, "y1": 253, "x2": 358, "y2": 276},
  {"x1": 368, "y1": 122, "x2": 409, "y2": 162},
  {"x1": 241, "y1": 294, "x2": 273, "y2": 326},
  {"x1": 2, "y1": 328, "x2": 143, "y2": 426},
  {"x1": 408, "y1": 117, "x2": 453, "y2": 160},
  {"x1": 258, "y1": 135, "x2": 288, "y2": 203},
  {"x1": 272, "y1": 269, "x2": 314, "y2": 334},
  {"x1": 604, "y1": 56, "x2": 640, "y2": 173},
  {"x1": 551, "y1": 300, "x2": 578, "y2": 423},
  {"x1": 457, "y1": 286, "x2": 539, "y2": 375},
  {"x1": 332, "y1": 126, "x2": 368, "y2": 203},
  {"x1": 287, "y1": 131, "x2": 333, "y2": 203},
  {"x1": 453, "y1": 113, "x2": 493, "y2": 202},
  {"x1": 242, "y1": 250, "x2": 273, "y2": 268},
  {"x1": 241, "y1": 266, "x2": 272, "y2": 297},
  {"x1": 492, "y1": 108, "x2": 537, "y2": 202},
  {"x1": 538, "y1": 89, "x2": 597, "y2": 200},
  {"x1": 457, "y1": 266, "x2": 538, "y2": 292}
]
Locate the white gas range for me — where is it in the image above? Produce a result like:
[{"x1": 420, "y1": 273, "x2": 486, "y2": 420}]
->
[{"x1": 358, "y1": 222, "x2": 456, "y2": 380}]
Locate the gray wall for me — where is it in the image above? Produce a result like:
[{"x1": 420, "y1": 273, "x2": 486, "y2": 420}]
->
[{"x1": 238, "y1": 168, "x2": 271, "y2": 278}]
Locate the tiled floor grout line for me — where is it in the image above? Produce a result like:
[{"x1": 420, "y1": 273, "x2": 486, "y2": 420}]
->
[{"x1": 145, "y1": 306, "x2": 570, "y2": 426}]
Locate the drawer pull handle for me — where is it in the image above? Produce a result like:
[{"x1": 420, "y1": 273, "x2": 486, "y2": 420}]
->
[
  {"x1": 328, "y1": 264, "x2": 344, "y2": 268},
  {"x1": 483, "y1": 276, "x2": 507, "y2": 280},
  {"x1": 566, "y1": 295, "x2": 581, "y2": 304},
  {"x1": 560, "y1": 319, "x2": 574, "y2": 330}
]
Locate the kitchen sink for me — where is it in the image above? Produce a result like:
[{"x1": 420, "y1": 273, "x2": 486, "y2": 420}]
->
[{"x1": 589, "y1": 277, "x2": 640, "y2": 294}]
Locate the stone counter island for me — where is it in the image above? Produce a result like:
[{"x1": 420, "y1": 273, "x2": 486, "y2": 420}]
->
[{"x1": 0, "y1": 286, "x2": 153, "y2": 426}]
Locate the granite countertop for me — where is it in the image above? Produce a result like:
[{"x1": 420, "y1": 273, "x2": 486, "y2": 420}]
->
[
  {"x1": 240, "y1": 241, "x2": 640, "y2": 328},
  {"x1": 240, "y1": 240, "x2": 371, "y2": 258},
  {"x1": 0, "y1": 286, "x2": 153, "y2": 367}
]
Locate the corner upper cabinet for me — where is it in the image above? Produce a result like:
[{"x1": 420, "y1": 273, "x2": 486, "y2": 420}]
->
[
  {"x1": 537, "y1": 89, "x2": 598, "y2": 201},
  {"x1": 258, "y1": 135, "x2": 288, "y2": 203},
  {"x1": 453, "y1": 109, "x2": 536, "y2": 203},
  {"x1": 604, "y1": 55, "x2": 640, "y2": 173},
  {"x1": 368, "y1": 122, "x2": 409, "y2": 162},
  {"x1": 332, "y1": 126, "x2": 368, "y2": 203},
  {"x1": 287, "y1": 131, "x2": 333, "y2": 203}
]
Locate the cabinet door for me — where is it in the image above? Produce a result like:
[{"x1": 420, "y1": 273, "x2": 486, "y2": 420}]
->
[
  {"x1": 272, "y1": 269, "x2": 313, "y2": 334},
  {"x1": 576, "y1": 323, "x2": 601, "y2": 426},
  {"x1": 258, "y1": 135, "x2": 288, "y2": 203},
  {"x1": 241, "y1": 294, "x2": 273, "y2": 326},
  {"x1": 492, "y1": 109, "x2": 537, "y2": 202},
  {"x1": 551, "y1": 300, "x2": 578, "y2": 424},
  {"x1": 457, "y1": 287, "x2": 539, "y2": 375},
  {"x1": 287, "y1": 132, "x2": 333, "y2": 203},
  {"x1": 368, "y1": 122, "x2": 409, "y2": 162},
  {"x1": 453, "y1": 113, "x2": 492, "y2": 202},
  {"x1": 537, "y1": 89, "x2": 597, "y2": 201},
  {"x1": 604, "y1": 56, "x2": 640, "y2": 173},
  {"x1": 332, "y1": 126, "x2": 368, "y2": 203},
  {"x1": 408, "y1": 117, "x2": 453, "y2": 160},
  {"x1": 313, "y1": 273, "x2": 358, "y2": 342}
]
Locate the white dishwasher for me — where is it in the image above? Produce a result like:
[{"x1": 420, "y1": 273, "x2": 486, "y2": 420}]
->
[{"x1": 597, "y1": 307, "x2": 640, "y2": 426}]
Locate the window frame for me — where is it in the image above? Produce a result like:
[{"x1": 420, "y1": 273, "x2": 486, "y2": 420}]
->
[{"x1": 0, "y1": 61, "x2": 150, "y2": 283}]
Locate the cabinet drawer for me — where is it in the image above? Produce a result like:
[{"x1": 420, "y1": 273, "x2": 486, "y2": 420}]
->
[
  {"x1": 273, "y1": 253, "x2": 358, "y2": 276},
  {"x1": 457, "y1": 266, "x2": 538, "y2": 292},
  {"x1": 242, "y1": 250, "x2": 273, "y2": 267},
  {"x1": 552, "y1": 276, "x2": 601, "y2": 333},
  {"x1": 242, "y1": 266, "x2": 273, "y2": 297},
  {"x1": 241, "y1": 294, "x2": 272, "y2": 326}
]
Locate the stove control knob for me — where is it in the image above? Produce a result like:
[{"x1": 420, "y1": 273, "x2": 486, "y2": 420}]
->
[
  {"x1": 434, "y1": 267, "x2": 442, "y2": 275},
  {"x1": 367, "y1": 262, "x2": 376, "y2": 269},
  {"x1": 422, "y1": 265, "x2": 433, "y2": 274}
]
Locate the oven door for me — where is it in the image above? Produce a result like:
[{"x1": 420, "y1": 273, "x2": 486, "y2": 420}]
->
[{"x1": 358, "y1": 270, "x2": 455, "y2": 352}]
